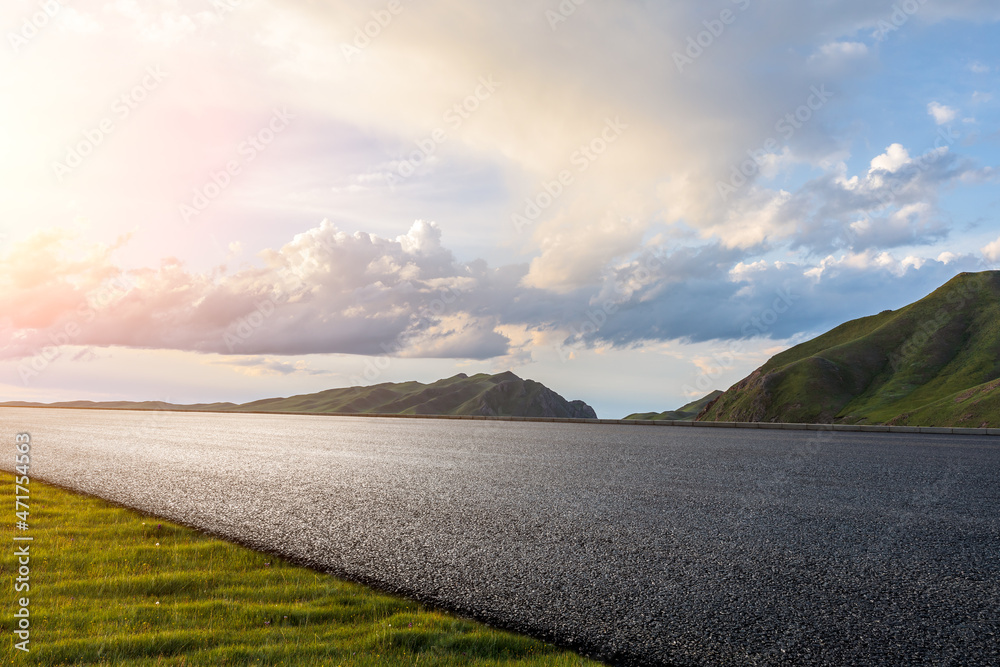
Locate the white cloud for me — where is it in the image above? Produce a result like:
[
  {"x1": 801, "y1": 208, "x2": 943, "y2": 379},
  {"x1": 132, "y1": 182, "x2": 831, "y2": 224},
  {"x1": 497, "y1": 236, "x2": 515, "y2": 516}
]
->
[
  {"x1": 212, "y1": 357, "x2": 331, "y2": 377},
  {"x1": 806, "y1": 251, "x2": 937, "y2": 279},
  {"x1": 812, "y1": 41, "x2": 869, "y2": 62},
  {"x1": 870, "y1": 143, "x2": 912, "y2": 173},
  {"x1": 706, "y1": 140, "x2": 982, "y2": 256},
  {"x1": 983, "y1": 237, "x2": 1000, "y2": 262},
  {"x1": 0, "y1": 222, "x2": 512, "y2": 362},
  {"x1": 928, "y1": 102, "x2": 958, "y2": 125},
  {"x1": 705, "y1": 189, "x2": 795, "y2": 250}
]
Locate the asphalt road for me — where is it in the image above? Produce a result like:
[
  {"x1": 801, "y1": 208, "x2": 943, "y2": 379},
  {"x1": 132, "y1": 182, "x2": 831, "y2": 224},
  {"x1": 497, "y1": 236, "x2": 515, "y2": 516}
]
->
[{"x1": 2, "y1": 407, "x2": 998, "y2": 666}]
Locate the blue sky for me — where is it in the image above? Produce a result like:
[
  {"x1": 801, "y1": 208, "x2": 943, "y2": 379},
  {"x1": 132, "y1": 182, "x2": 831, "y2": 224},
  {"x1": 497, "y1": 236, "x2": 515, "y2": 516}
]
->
[{"x1": 0, "y1": 0, "x2": 998, "y2": 417}]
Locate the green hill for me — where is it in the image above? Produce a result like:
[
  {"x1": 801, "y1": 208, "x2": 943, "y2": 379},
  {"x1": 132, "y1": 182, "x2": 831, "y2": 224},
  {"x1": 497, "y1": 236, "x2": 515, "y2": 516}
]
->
[
  {"x1": 699, "y1": 271, "x2": 1000, "y2": 427},
  {"x1": 232, "y1": 371, "x2": 597, "y2": 418},
  {"x1": 625, "y1": 390, "x2": 723, "y2": 421},
  {"x1": 2, "y1": 372, "x2": 598, "y2": 419}
]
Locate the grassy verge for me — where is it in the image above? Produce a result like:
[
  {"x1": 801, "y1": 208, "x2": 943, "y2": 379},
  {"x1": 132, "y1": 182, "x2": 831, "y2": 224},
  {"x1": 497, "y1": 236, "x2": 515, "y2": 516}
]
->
[{"x1": 1, "y1": 472, "x2": 600, "y2": 666}]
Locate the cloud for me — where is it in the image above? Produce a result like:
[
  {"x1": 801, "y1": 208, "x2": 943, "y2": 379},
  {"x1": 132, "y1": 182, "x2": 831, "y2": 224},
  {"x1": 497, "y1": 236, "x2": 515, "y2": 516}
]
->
[
  {"x1": 811, "y1": 41, "x2": 869, "y2": 63},
  {"x1": 212, "y1": 357, "x2": 332, "y2": 377},
  {"x1": 558, "y1": 246, "x2": 989, "y2": 349},
  {"x1": 222, "y1": 0, "x2": 998, "y2": 291},
  {"x1": 0, "y1": 219, "x2": 991, "y2": 370},
  {"x1": 701, "y1": 142, "x2": 982, "y2": 254},
  {"x1": 6, "y1": 0, "x2": 998, "y2": 300},
  {"x1": 0, "y1": 229, "x2": 132, "y2": 330},
  {"x1": 869, "y1": 143, "x2": 912, "y2": 173},
  {"x1": 983, "y1": 237, "x2": 1000, "y2": 262},
  {"x1": 0, "y1": 222, "x2": 509, "y2": 362},
  {"x1": 928, "y1": 102, "x2": 958, "y2": 125},
  {"x1": 4, "y1": 1, "x2": 999, "y2": 376}
]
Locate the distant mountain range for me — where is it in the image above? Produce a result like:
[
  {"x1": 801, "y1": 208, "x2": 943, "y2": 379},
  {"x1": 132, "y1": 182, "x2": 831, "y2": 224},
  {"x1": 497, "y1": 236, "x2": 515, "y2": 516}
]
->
[
  {"x1": 625, "y1": 390, "x2": 723, "y2": 421},
  {"x1": 700, "y1": 271, "x2": 1000, "y2": 427},
  {"x1": 2, "y1": 371, "x2": 598, "y2": 420},
  {"x1": 8, "y1": 272, "x2": 1000, "y2": 428}
]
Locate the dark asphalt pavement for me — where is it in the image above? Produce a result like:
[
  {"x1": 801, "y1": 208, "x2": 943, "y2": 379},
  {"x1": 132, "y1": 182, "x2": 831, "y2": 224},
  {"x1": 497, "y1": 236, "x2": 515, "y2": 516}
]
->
[{"x1": 2, "y1": 407, "x2": 998, "y2": 666}]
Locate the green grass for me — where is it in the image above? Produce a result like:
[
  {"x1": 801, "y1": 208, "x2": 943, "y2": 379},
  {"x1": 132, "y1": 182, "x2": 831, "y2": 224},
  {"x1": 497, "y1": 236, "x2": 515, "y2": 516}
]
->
[
  {"x1": 1, "y1": 472, "x2": 601, "y2": 666},
  {"x1": 701, "y1": 271, "x2": 1000, "y2": 426}
]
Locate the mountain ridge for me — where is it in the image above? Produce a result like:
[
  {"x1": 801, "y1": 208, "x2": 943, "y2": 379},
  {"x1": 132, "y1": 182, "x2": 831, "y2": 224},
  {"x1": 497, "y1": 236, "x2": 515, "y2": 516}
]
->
[
  {"x1": 699, "y1": 271, "x2": 1000, "y2": 427},
  {"x1": 1, "y1": 372, "x2": 598, "y2": 420}
]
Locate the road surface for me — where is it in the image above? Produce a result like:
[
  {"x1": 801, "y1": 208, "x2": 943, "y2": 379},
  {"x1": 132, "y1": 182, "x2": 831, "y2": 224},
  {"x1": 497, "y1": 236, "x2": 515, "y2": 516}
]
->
[{"x1": 2, "y1": 407, "x2": 997, "y2": 666}]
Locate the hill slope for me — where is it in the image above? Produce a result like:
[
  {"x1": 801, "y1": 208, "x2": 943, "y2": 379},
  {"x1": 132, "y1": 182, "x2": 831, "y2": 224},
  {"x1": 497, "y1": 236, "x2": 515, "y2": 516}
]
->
[
  {"x1": 699, "y1": 271, "x2": 1000, "y2": 427},
  {"x1": 625, "y1": 390, "x2": 723, "y2": 421},
  {"x1": 233, "y1": 371, "x2": 597, "y2": 418},
  {"x1": 2, "y1": 372, "x2": 598, "y2": 419}
]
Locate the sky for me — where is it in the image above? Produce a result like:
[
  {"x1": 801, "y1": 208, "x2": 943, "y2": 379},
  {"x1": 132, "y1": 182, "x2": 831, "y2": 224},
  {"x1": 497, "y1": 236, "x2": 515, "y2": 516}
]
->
[{"x1": 0, "y1": 0, "x2": 998, "y2": 418}]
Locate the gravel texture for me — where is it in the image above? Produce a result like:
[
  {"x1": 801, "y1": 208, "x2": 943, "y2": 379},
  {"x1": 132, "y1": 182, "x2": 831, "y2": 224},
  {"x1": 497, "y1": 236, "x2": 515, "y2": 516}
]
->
[{"x1": 2, "y1": 407, "x2": 998, "y2": 666}]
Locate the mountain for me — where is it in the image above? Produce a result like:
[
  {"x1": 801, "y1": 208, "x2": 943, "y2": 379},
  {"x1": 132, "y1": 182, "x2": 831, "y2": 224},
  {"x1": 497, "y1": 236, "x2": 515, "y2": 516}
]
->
[
  {"x1": 625, "y1": 390, "x2": 724, "y2": 421},
  {"x1": 232, "y1": 371, "x2": 598, "y2": 418},
  {"x1": 2, "y1": 372, "x2": 598, "y2": 419},
  {"x1": 699, "y1": 271, "x2": 1000, "y2": 427}
]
